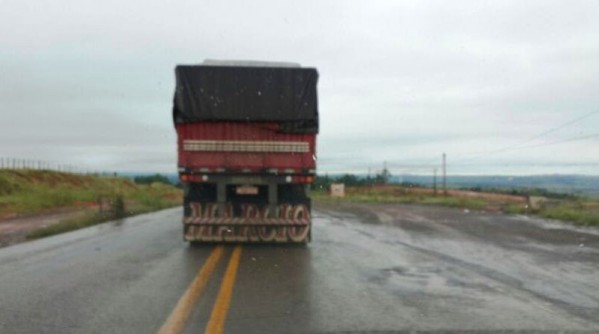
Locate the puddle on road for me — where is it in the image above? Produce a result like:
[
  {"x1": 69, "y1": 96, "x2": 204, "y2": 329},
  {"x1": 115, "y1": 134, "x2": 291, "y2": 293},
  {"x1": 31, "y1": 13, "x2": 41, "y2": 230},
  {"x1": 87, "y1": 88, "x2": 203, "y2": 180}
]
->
[{"x1": 368, "y1": 263, "x2": 495, "y2": 301}]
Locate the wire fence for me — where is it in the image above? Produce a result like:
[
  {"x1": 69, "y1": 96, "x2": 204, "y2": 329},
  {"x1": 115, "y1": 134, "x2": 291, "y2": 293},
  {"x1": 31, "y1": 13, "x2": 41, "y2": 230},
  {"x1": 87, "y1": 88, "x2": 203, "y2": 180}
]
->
[{"x1": 0, "y1": 157, "x2": 117, "y2": 176}]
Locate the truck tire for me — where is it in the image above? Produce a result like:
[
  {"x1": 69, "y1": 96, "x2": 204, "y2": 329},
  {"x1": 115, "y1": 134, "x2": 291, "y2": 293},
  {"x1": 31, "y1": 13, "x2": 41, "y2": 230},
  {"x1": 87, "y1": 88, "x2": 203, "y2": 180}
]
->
[
  {"x1": 288, "y1": 205, "x2": 310, "y2": 242},
  {"x1": 258, "y1": 206, "x2": 277, "y2": 242}
]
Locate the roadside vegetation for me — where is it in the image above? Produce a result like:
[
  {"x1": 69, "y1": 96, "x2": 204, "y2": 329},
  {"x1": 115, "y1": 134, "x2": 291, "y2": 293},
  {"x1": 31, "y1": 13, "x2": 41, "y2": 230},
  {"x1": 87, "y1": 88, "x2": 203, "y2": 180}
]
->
[
  {"x1": 311, "y1": 186, "x2": 488, "y2": 210},
  {"x1": 133, "y1": 173, "x2": 174, "y2": 185},
  {"x1": 505, "y1": 200, "x2": 599, "y2": 227},
  {"x1": 312, "y1": 174, "x2": 599, "y2": 227},
  {"x1": 0, "y1": 170, "x2": 182, "y2": 239}
]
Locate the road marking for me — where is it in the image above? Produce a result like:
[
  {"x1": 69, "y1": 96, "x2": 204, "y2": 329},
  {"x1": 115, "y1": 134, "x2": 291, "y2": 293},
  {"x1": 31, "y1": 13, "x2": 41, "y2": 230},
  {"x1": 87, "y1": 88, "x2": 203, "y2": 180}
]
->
[
  {"x1": 204, "y1": 245, "x2": 243, "y2": 334},
  {"x1": 158, "y1": 246, "x2": 224, "y2": 334}
]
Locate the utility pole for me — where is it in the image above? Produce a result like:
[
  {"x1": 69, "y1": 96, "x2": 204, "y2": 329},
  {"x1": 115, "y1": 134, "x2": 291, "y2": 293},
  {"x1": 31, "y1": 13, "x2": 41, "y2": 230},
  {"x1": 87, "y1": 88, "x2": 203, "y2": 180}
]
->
[
  {"x1": 433, "y1": 168, "x2": 437, "y2": 195},
  {"x1": 442, "y1": 153, "x2": 447, "y2": 196},
  {"x1": 383, "y1": 161, "x2": 388, "y2": 184}
]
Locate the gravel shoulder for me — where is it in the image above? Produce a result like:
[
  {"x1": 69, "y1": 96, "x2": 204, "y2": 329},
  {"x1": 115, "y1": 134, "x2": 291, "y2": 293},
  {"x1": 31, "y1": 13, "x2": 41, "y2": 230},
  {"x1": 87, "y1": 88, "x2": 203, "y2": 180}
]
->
[{"x1": 0, "y1": 208, "x2": 91, "y2": 247}]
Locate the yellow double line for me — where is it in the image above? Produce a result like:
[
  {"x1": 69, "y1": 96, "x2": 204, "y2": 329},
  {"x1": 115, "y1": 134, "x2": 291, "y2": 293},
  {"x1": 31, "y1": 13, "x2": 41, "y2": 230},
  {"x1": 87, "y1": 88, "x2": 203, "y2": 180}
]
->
[{"x1": 158, "y1": 245, "x2": 243, "y2": 334}]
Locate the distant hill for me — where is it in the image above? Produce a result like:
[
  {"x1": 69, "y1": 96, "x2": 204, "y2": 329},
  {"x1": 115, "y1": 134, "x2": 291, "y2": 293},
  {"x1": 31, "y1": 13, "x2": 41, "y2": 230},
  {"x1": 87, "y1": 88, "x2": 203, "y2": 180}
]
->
[
  {"x1": 321, "y1": 173, "x2": 599, "y2": 198},
  {"x1": 391, "y1": 174, "x2": 599, "y2": 198},
  {"x1": 120, "y1": 171, "x2": 599, "y2": 198}
]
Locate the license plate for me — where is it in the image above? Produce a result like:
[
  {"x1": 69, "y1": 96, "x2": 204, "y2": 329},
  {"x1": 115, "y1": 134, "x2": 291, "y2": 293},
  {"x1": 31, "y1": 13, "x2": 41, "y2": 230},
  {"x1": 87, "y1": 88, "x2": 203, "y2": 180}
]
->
[{"x1": 236, "y1": 185, "x2": 258, "y2": 195}]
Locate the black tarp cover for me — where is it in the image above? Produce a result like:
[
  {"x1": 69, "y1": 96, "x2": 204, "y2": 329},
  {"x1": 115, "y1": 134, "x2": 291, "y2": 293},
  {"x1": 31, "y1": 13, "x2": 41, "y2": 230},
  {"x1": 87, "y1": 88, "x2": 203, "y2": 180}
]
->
[{"x1": 173, "y1": 65, "x2": 318, "y2": 132}]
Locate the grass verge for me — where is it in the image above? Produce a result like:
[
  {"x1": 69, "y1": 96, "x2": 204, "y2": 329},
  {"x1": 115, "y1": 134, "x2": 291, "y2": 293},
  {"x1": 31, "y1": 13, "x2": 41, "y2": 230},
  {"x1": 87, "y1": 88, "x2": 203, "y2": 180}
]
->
[
  {"x1": 26, "y1": 197, "x2": 179, "y2": 239},
  {"x1": 27, "y1": 213, "x2": 107, "y2": 239},
  {"x1": 311, "y1": 187, "x2": 488, "y2": 210},
  {"x1": 313, "y1": 185, "x2": 599, "y2": 227},
  {"x1": 542, "y1": 206, "x2": 599, "y2": 226},
  {"x1": 26, "y1": 182, "x2": 182, "y2": 239},
  {"x1": 0, "y1": 170, "x2": 182, "y2": 239}
]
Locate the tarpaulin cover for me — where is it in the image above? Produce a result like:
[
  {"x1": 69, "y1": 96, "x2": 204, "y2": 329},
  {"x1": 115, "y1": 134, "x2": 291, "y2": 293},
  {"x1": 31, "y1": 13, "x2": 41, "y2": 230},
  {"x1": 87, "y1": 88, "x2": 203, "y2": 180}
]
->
[{"x1": 173, "y1": 65, "x2": 319, "y2": 132}]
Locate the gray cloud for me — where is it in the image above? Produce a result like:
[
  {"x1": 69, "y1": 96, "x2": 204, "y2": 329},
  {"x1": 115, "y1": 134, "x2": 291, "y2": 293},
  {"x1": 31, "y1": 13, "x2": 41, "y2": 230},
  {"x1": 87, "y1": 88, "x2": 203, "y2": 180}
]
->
[{"x1": 1, "y1": 0, "x2": 598, "y2": 175}]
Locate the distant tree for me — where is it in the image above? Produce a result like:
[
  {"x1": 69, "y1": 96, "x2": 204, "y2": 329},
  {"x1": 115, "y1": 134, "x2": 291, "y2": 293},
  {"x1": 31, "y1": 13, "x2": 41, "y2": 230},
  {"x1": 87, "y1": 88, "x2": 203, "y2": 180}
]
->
[
  {"x1": 313, "y1": 172, "x2": 401, "y2": 189},
  {"x1": 338, "y1": 174, "x2": 361, "y2": 186},
  {"x1": 112, "y1": 194, "x2": 126, "y2": 218},
  {"x1": 134, "y1": 174, "x2": 172, "y2": 185},
  {"x1": 373, "y1": 167, "x2": 391, "y2": 185},
  {"x1": 312, "y1": 174, "x2": 332, "y2": 190}
]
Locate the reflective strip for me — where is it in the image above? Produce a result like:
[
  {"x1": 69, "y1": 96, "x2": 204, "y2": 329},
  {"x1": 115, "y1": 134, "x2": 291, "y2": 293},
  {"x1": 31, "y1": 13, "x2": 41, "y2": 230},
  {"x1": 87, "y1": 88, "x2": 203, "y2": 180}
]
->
[
  {"x1": 183, "y1": 140, "x2": 309, "y2": 153},
  {"x1": 185, "y1": 218, "x2": 310, "y2": 225},
  {"x1": 185, "y1": 226, "x2": 310, "y2": 243}
]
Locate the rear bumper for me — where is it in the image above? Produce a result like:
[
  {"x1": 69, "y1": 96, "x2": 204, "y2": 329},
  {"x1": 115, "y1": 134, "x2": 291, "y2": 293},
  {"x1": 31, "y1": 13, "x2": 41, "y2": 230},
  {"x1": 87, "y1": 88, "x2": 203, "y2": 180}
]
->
[
  {"x1": 183, "y1": 220, "x2": 311, "y2": 243},
  {"x1": 183, "y1": 217, "x2": 310, "y2": 225},
  {"x1": 182, "y1": 196, "x2": 311, "y2": 243}
]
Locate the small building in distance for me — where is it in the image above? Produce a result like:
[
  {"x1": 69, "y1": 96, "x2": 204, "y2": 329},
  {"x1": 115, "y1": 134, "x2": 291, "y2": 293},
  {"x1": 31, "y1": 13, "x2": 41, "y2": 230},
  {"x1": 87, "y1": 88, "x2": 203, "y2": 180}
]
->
[{"x1": 330, "y1": 183, "x2": 345, "y2": 197}]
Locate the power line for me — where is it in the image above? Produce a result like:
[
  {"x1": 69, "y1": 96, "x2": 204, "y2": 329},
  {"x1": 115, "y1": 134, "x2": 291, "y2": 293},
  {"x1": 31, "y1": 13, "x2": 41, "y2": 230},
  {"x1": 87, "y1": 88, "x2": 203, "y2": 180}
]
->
[
  {"x1": 511, "y1": 132, "x2": 599, "y2": 150},
  {"x1": 455, "y1": 132, "x2": 599, "y2": 166},
  {"x1": 520, "y1": 109, "x2": 599, "y2": 144},
  {"x1": 458, "y1": 108, "x2": 599, "y2": 163}
]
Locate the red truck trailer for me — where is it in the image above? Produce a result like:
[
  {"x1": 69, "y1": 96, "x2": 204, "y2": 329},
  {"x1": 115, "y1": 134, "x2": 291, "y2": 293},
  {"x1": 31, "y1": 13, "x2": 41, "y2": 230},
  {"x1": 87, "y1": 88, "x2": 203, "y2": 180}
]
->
[{"x1": 172, "y1": 61, "x2": 319, "y2": 243}]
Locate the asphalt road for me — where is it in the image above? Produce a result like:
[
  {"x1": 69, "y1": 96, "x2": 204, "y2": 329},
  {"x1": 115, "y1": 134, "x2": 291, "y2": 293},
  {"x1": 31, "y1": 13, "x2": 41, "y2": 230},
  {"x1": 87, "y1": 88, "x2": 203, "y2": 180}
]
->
[{"x1": 1, "y1": 202, "x2": 599, "y2": 333}]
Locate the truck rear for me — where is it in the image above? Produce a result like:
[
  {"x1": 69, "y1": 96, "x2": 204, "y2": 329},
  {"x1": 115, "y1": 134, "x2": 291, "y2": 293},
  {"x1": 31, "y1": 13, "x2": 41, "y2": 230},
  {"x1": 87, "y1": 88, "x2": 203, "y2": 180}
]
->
[{"x1": 172, "y1": 61, "x2": 319, "y2": 243}]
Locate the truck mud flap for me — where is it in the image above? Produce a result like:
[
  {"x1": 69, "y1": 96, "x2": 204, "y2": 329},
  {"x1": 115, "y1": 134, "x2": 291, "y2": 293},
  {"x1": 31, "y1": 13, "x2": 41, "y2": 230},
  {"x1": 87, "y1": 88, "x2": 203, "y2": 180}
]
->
[{"x1": 183, "y1": 203, "x2": 311, "y2": 243}]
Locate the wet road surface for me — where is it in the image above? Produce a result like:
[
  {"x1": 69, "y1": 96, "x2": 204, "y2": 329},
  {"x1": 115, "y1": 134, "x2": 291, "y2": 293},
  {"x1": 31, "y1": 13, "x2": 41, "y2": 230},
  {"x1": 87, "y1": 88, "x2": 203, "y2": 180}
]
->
[{"x1": 1, "y1": 202, "x2": 599, "y2": 333}]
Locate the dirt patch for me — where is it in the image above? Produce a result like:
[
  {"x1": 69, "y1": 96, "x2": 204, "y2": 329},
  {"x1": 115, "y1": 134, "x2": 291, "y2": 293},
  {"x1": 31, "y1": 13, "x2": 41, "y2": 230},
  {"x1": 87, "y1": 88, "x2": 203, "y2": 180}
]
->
[
  {"x1": 0, "y1": 207, "x2": 93, "y2": 247},
  {"x1": 356, "y1": 185, "x2": 527, "y2": 202}
]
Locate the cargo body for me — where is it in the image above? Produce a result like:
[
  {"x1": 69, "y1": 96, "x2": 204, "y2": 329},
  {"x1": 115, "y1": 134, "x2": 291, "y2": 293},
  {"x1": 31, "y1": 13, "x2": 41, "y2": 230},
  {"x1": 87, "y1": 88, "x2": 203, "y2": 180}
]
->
[
  {"x1": 173, "y1": 61, "x2": 318, "y2": 243},
  {"x1": 176, "y1": 122, "x2": 316, "y2": 173}
]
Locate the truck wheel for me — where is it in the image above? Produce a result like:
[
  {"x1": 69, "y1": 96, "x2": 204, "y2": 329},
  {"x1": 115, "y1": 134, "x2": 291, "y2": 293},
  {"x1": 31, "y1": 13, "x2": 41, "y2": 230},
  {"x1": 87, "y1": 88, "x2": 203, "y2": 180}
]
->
[
  {"x1": 288, "y1": 205, "x2": 310, "y2": 242},
  {"x1": 190, "y1": 202, "x2": 202, "y2": 218},
  {"x1": 245, "y1": 204, "x2": 261, "y2": 242},
  {"x1": 275, "y1": 204, "x2": 293, "y2": 242},
  {"x1": 239, "y1": 203, "x2": 259, "y2": 242},
  {"x1": 216, "y1": 203, "x2": 234, "y2": 242},
  {"x1": 258, "y1": 206, "x2": 277, "y2": 242},
  {"x1": 199, "y1": 203, "x2": 219, "y2": 242}
]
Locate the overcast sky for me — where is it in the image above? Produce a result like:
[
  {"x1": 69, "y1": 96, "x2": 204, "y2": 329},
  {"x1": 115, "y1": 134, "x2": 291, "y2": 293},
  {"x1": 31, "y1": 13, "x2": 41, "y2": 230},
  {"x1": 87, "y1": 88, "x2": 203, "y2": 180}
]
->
[{"x1": 1, "y1": 0, "x2": 598, "y2": 175}]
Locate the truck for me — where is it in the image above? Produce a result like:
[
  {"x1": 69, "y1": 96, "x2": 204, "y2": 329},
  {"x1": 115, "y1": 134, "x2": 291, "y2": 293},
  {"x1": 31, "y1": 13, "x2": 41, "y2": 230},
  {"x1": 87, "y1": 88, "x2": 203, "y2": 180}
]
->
[{"x1": 172, "y1": 60, "x2": 319, "y2": 243}]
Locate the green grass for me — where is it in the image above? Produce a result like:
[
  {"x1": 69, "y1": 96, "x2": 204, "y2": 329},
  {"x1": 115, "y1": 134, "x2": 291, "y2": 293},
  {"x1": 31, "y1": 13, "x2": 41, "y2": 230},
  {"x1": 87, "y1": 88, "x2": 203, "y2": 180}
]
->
[
  {"x1": 540, "y1": 203, "x2": 599, "y2": 227},
  {"x1": 0, "y1": 170, "x2": 181, "y2": 216},
  {"x1": 501, "y1": 201, "x2": 599, "y2": 226},
  {"x1": 0, "y1": 169, "x2": 182, "y2": 239},
  {"x1": 27, "y1": 213, "x2": 106, "y2": 239},
  {"x1": 27, "y1": 195, "x2": 181, "y2": 240},
  {"x1": 503, "y1": 203, "x2": 530, "y2": 215},
  {"x1": 313, "y1": 185, "x2": 599, "y2": 227},
  {"x1": 311, "y1": 188, "x2": 487, "y2": 210}
]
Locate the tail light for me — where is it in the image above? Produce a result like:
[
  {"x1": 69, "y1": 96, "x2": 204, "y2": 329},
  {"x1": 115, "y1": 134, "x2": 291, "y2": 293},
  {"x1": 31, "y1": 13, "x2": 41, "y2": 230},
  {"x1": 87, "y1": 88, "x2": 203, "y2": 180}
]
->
[
  {"x1": 291, "y1": 176, "x2": 314, "y2": 183},
  {"x1": 180, "y1": 174, "x2": 209, "y2": 182}
]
